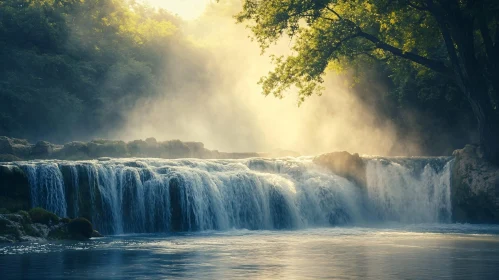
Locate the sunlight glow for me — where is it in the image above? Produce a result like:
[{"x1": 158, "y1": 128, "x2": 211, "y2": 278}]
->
[{"x1": 141, "y1": 0, "x2": 211, "y2": 20}]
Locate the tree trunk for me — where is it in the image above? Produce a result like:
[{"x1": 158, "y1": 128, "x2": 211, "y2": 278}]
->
[
  {"x1": 478, "y1": 114, "x2": 499, "y2": 165},
  {"x1": 464, "y1": 79, "x2": 499, "y2": 164},
  {"x1": 428, "y1": 0, "x2": 499, "y2": 164}
]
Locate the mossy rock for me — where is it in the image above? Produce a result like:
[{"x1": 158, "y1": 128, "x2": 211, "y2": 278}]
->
[
  {"x1": 60, "y1": 217, "x2": 71, "y2": 224},
  {"x1": 29, "y1": 208, "x2": 59, "y2": 225},
  {"x1": 68, "y1": 218, "x2": 93, "y2": 239},
  {"x1": 0, "y1": 208, "x2": 10, "y2": 214},
  {"x1": 23, "y1": 223, "x2": 41, "y2": 237},
  {"x1": 0, "y1": 214, "x2": 23, "y2": 240},
  {"x1": 47, "y1": 226, "x2": 70, "y2": 240},
  {"x1": 16, "y1": 210, "x2": 31, "y2": 223}
]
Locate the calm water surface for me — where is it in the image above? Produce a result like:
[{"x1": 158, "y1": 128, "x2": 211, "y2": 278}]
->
[{"x1": 2, "y1": 224, "x2": 499, "y2": 279}]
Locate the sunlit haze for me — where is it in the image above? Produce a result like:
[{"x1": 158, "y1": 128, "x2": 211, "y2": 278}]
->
[
  {"x1": 141, "y1": 0, "x2": 210, "y2": 20},
  {"x1": 1, "y1": 1, "x2": 497, "y2": 280}
]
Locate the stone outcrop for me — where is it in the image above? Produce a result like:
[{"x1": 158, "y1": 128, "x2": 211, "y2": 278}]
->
[
  {"x1": 0, "y1": 136, "x2": 32, "y2": 159},
  {"x1": 451, "y1": 145, "x2": 499, "y2": 223},
  {"x1": 313, "y1": 151, "x2": 366, "y2": 188},
  {"x1": 0, "y1": 209, "x2": 102, "y2": 243},
  {"x1": 0, "y1": 136, "x2": 265, "y2": 161}
]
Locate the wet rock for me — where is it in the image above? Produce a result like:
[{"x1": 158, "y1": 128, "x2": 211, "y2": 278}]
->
[
  {"x1": 313, "y1": 152, "x2": 366, "y2": 188},
  {"x1": 29, "y1": 207, "x2": 60, "y2": 226},
  {"x1": 1, "y1": 210, "x2": 101, "y2": 243},
  {"x1": 56, "y1": 141, "x2": 90, "y2": 160},
  {"x1": 451, "y1": 145, "x2": 499, "y2": 223},
  {"x1": 67, "y1": 217, "x2": 93, "y2": 239},
  {"x1": 0, "y1": 165, "x2": 30, "y2": 212},
  {"x1": 0, "y1": 154, "x2": 22, "y2": 162},
  {"x1": 127, "y1": 140, "x2": 151, "y2": 157},
  {"x1": 0, "y1": 135, "x2": 272, "y2": 160},
  {"x1": 0, "y1": 213, "x2": 47, "y2": 242},
  {"x1": 32, "y1": 141, "x2": 56, "y2": 159},
  {"x1": 0, "y1": 136, "x2": 32, "y2": 159},
  {"x1": 87, "y1": 139, "x2": 128, "y2": 158}
]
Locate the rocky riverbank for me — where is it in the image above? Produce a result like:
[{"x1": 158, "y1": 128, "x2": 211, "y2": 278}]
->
[
  {"x1": 0, "y1": 136, "x2": 280, "y2": 161},
  {"x1": 451, "y1": 145, "x2": 499, "y2": 223},
  {"x1": 0, "y1": 208, "x2": 102, "y2": 243}
]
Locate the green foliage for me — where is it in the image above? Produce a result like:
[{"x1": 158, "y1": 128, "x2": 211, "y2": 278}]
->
[
  {"x1": 237, "y1": 0, "x2": 497, "y2": 104},
  {"x1": 60, "y1": 217, "x2": 71, "y2": 224},
  {"x1": 68, "y1": 217, "x2": 93, "y2": 239},
  {"x1": 28, "y1": 207, "x2": 59, "y2": 225},
  {"x1": 0, "y1": 0, "x2": 183, "y2": 141},
  {"x1": 0, "y1": 208, "x2": 10, "y2": 214}
]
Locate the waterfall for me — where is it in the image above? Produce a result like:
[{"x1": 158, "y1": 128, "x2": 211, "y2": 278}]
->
[
  {"x1": 12, "y1": 156, "x2": 453, "y2": 234},
  {"x1": 365, "y1": 158, "x2": 453, "y2": 223},
  {"x1": 23, "y1": 162, "x2": 67, "y2": 218}
]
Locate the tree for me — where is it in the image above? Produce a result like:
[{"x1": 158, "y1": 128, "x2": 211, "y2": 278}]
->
[
  {"x1": 0, "y1": 0, "x2": 180, "y2": 141},
  {"x1": 237, "y1": 0, "x2": 499, "y2": 162}
]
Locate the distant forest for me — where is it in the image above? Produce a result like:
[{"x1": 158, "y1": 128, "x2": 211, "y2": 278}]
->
[
  {"x1": 0, "y1": 0, "x2": 209, "y2": 142},
  {"x1": 0, "y1": 0, "x2": 481, "y2": 155}
]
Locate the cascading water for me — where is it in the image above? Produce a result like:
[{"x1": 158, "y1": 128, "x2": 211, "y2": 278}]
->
[
  {"x1": 365, "y1": 157, "x2": 453, "y2": 223},
  {"x1": 10, "y1": 156, "x2": 453, "y2": 234}
]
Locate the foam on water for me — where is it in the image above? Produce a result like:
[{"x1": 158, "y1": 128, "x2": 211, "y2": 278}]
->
[{"x1": 12, "y1": 156, "x2": 453, "y2": 234}]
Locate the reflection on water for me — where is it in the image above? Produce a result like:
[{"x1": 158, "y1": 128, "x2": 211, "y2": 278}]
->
[{"x1": 2, "y1": 225, "x2": 499, "y2": 279}]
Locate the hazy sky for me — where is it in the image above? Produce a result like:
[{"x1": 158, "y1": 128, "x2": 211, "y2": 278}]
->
[{"x1": 141, "y1": 0, "x2": 211, "y2": 19}]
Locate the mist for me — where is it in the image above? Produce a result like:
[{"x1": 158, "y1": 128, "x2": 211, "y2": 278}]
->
[
  {"x1": 0, "y1": 0, "x2": 473, "y2": 156},
  {"x1": 114, "y1": 1, "x2": 416, "y2": 156}
]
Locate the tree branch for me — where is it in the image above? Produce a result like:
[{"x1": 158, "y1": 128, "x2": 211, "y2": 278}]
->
[
  {"x1": 357, "y1": 31, "x2": 451, "y2": 75},
  {"x1": 321, "y1": 6, "x2": 452, "y2": 76}
]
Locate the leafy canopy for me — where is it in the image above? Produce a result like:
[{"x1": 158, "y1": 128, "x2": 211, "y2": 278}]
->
[{"x1": 236, "y1": 0, "x2": 495, "y2": 102}]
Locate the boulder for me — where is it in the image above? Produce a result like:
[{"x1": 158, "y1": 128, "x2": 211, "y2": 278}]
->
[
  {"x1": 1, "y1": 210, "x2": 100, "y2": 243},
  {"x1": 0, "y1": 136, "x2": 32, "y2": 159},
  {"x1": 67, "y1": 217, "x2": 93, "y2": 239},
  {"x1": 31, "y1": 141, "x2": 55, "y2": 158},
  {"x1": 87, "y1": 139, "x2": 128, "y2": 158},
  {"x1": 313, "y1": 151, "x2": 366, "y2": 188},
  {"x1": 127, "y1": 139, "x2": 149, "y2": 157},
  {"x1": 451, "y1": 145, "x2": 499, "y2": 223},
  {"x1": 55, "y1": 141, "x2": 90, "y2": 159},
  {"x1": 28, "y1": 207, "x2": 59, "y2": 226}
]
